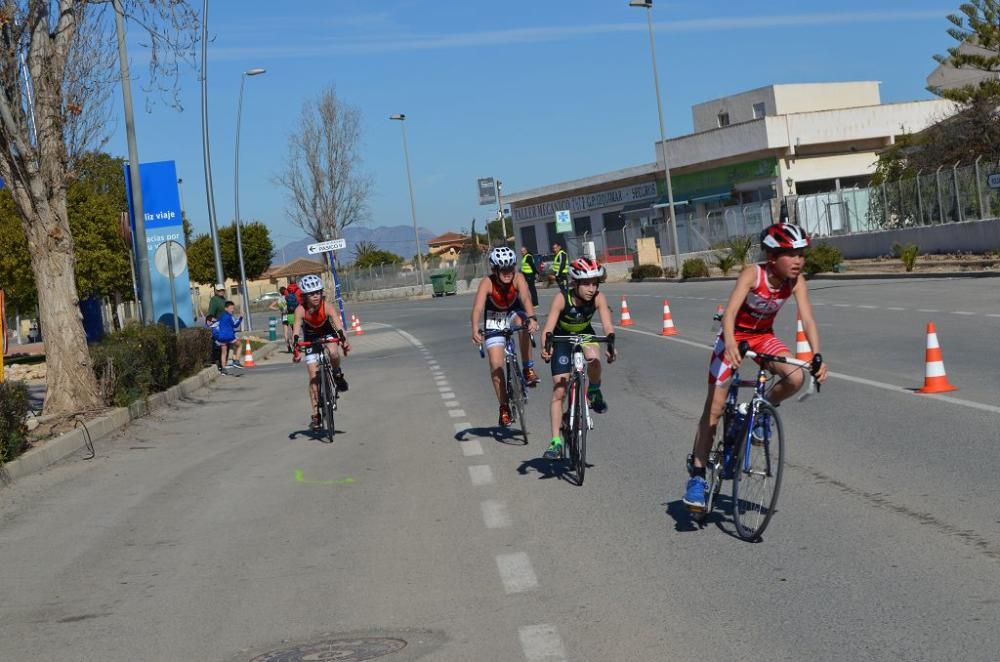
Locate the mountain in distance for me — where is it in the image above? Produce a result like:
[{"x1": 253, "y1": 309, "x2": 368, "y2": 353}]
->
[{"x1": 274, "y1": 225, "x2": 438, "y2": 264}]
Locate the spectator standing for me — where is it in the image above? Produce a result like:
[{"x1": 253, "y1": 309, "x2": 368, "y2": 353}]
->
[
  {"x1": 214, "y1": 301, "x2": 241, "y2": 372},
  {"x1": 269, "y1": 286, "x2": 291, "y2": 352},
  {"x1": 207, "y1": 283, "x2": 227, "y2": 320},
  {"x1": 519, "y1": 245, "x2": 539, "y2": 306},
  {"x1": 551, "y1": 241, "x2": 569, "y2": 293}
]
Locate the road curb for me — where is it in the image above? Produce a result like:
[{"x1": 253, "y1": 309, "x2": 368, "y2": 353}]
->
[{"x1": 0, "y1": 341, "x2": 281, "y2": 487}]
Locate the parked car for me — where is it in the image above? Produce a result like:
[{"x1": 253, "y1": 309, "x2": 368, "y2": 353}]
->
[{"x1": 253, "y1": 291, "x2": 282, "y2": 304}]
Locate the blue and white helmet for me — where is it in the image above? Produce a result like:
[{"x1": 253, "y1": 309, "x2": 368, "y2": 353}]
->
[
  {"x1": 489, "y1": 246, "x2": 517, "y2": 269},
  {"x1": 298, "y1": 274, "x2": 324, "y2": 293}
]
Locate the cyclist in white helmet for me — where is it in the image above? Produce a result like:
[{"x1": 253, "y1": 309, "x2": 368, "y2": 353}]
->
[
  {"x1": 471, "y1": 245, "x2": 540, "y2": 427},
  {"x1": 292, "y1": 274, "x2": 351, "y2": 431}
]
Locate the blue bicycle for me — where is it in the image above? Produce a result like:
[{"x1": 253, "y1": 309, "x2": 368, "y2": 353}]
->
[{"x1": 690, "y1": 340, "x2": 823, "y2": 540}]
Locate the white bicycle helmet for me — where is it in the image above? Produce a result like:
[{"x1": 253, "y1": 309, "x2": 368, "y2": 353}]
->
[
  {"x1": 298, "y1": 274, "x2": 324, "y2": 293},
  {"x1": 489, "y1": 246, "x2": 517, "y2": 269},
  {"x1": 569, "y1": 256, "x2": 605, "y2": 280}
]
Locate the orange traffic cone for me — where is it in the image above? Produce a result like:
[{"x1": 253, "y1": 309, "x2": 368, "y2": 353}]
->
[
  {"x1": 353, "y1": 315, "x2": 365, "y2": 336},
  {"x1": 795, "y1": 313, "x2": 813, "y2": 362},
  {"x1": 916, "y1": 322, "x2": 957, "y2": 393},
  {"x1": 242, "y1": 337, "x2": 257, "y2": 368},
  {"x1": 660, "y1": 299, "x2": 678, "y2": 336},
  {"x1": 619, "y1": 296, "x2": 633, "y2": 327}
]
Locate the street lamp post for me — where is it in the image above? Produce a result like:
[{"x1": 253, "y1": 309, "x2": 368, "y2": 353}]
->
[
  {"x1": 629, "y1": 0, "x2": 681, "y2": 275},
  {"x1": 390, "y1": 114, "x2": 426, "y2": 288},
  {"x1": 200, "y1": 0, "x2": 225, "y2": 286},
  {"x1": 234, "y1": 67, "x2": 266, "y2": 331}
]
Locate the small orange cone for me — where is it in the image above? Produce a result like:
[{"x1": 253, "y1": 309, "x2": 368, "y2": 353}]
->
[
  {"x1": 714, "y1": 303, "x2": 724, "y2": 318},
  {"x1": 916, "y1": 322, "x2": 957, "y2": 393},
  {"x1": 619, "y1": 296, "x2": 633, "y2": 327},
  {"x1": 795, "y1": 312, "x2": 813, "y2": 362},
  {"x1": 353, "y1": 315, "x2": 365, "y2": 336},
  {"x1": 660, "y1": 299, "x2": 678, "y2": 336},
  {"x1": 242, "y1": 337, "x2": 257, "y2": 368}
]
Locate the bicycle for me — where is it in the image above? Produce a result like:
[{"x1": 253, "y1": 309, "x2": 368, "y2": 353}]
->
[
  {"x1": 295, "y1": 334, "x2": 346, "y2": 443},
  {"x1": 479, "y1": 316, "x2": 535, "y2": 442},
  {"x1": 543, "y1": 332, "x2": 614, "y2": 486},
  {"x1": 690, "y1": 339, "x2": 823, "y2": 540}
]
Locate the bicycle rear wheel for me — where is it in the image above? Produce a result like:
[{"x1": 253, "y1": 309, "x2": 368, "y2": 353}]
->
[
  {"x1": 507, "y1": 355, "x2": 527, "y2": 442},
  {"x1": 732, "y1": 402, "x2": 784, "y2": 540},
  {"x1": 572, "y1": 375, "x2": 588, "y2": 485},
  {"x1": 319, "y1": 363, "x2": 336, "y2": 443}
]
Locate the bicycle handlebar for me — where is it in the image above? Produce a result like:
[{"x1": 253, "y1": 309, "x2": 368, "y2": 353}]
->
[
  {"x1": 477, "y1": 326, "x2": 536, "y2": 357},
  {"x1": 295, "y1": 333, "x2": 349, "y2": 356},
  {"x1": 738, "y1": 340, "x2": 823, "y2": 400},
  {"x1": 544, "y1": 332, "x2": 615, "y2": 355}
]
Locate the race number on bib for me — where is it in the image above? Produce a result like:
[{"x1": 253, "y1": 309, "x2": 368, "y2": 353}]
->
[{"x1": 485, "y1": 311, "x2": 511, "y2": 332}]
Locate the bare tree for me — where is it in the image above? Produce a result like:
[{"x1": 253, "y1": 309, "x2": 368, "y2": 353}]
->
[
  {"x1": 275, "y1": 85, "x2": 372, "y2": 244},
  {"x1": 0, "y1": 1, "x2": 197, "y2": 416}
]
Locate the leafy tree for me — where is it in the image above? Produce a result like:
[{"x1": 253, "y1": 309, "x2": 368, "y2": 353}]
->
[
  {"x1": 0, "y1": 1, "x2": 198, "y2": 416},
  {"x1": 355, "y1": 249, "x2": 403, "y2": 269},
  {"x1": 352, "y1": 240, "x2": 379, "y2": 264},
  {"x1": 186, "y1": 221, "x2": 274, "y2": 285},
  {"x1": 0, "y1": 191, "x2": 37, "y2": 312}
]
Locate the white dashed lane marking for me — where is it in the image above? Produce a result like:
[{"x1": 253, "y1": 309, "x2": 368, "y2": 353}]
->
[
  {"x1": 449, "y1": 409, "x2": 467, "y2": 418},
  {"x1": 518, "y1": 624, "x2": 568, "y2": 662},
  {"x1": 496, "y1": 552, "x2": 539, "y2": 594},
  {"x1": 461, "y1": 439, "x2": 484, "y2": 456},
  {"x1": 468, "y1": 465, "x2": 495, "y2": 486},
  {"x1": 481, "y1": 500, "x2": 512, "y2": 529}
]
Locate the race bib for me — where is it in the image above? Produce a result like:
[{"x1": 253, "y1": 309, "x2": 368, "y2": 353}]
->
[{"x1": 485, "y1": 311, "x2": 510, "y2": 332}]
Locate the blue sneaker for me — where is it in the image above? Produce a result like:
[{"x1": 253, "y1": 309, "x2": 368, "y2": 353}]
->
[{"x1": 683, "y1": 476, "x2": 707, "y2": 511}]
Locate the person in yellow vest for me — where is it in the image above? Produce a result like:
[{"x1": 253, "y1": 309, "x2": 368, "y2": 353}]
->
[
  {"x1": 519, "y1": 246, "x2": 539, "y2": 306},
  {"x1": 551, "y1": 241, "x2": 569, "y2": 293}
]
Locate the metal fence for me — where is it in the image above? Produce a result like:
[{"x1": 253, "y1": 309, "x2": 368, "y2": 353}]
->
[
  {"x1": 336, "y1": 253, "x2": 492, "y2": 295},
  {"x1": 795, "y1": 158, "x2": 1000, "y2": 237}
]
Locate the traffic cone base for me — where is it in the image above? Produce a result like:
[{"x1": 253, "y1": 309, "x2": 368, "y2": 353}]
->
[
  {"x1": 660, "y1": 299, "x2": 678, "y2": 336},
  {"x1": 243, "y1": 338, "x2": 257, "y2": 368},
  {"x1": 916, "y1": 322, "x2": 957, "y2": 394},
  {"x1": 619, "y1": 296, "x2": 634, "y2": 327},
  {"x1": 353, "y1": 316, "x2": 365, "y2": 336}
]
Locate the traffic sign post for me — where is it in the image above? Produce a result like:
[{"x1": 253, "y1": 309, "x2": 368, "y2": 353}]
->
[{"x1": 306, "y1": 239, "x2": 349, "y2": 329}]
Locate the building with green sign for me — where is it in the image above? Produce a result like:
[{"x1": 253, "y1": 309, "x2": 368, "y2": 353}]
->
[{"x1": 506, "y1": 81, "x2": 957, "y2": 260}]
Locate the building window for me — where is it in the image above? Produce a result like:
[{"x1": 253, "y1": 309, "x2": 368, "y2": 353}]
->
[
  {"x1": 717, "y1": 111, "x2": 730, "y2": 128},
  {"x1": 520, "y1": 225, "x2": 538, "y2": 254},
  {"x1": 752, "y1": 102, "x2": 766, "y2": 119}
]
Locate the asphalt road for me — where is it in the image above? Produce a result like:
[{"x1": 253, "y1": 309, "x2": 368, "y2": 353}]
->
[{"x1": 2, "y1": 277, "x2": 998, "y2": 661}]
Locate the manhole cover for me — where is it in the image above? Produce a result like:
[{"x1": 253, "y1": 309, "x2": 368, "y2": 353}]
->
[{"x1": 248, "y1": 637, "x2": 407, "y2": 661}]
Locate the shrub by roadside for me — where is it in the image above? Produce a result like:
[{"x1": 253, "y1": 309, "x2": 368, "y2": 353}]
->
[
  {"x1": 682, "y1": 257, "x2": 711, "y2": 279},
  {"x1": 805, "y1": 242, "x2": 842, "y2": 277},
  {"x1": 631, "y1": 264, "x2": 664, "y2": 280},
  {"x1": 0, "y1": 381, "x2": 31, "y2": 464},
  {"x1": 90, "y1": 325, "x2": 213, "y2": 407}
]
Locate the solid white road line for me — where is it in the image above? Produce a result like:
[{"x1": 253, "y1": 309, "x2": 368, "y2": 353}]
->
[
  {"x1": 496, "y1": 552, "x2": 538, "y2": 594},
  {"x1": 468, "y1": 465, "x2": 495, "y2": 486},
  {"x1": 461, "y1": 439, "x2": 484, "y2": 457},
  {"x1": 481, "y1": 500, "x2": 512, "y2": 529},
  {"x1": 518, "y1": 624, "x2": 568, "y2": 662},
  {"x1": 619, "y1": 325, "x2": 1000, "y2": 415}
]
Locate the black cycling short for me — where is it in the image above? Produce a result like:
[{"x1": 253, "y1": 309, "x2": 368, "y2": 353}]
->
[{"x1": 550, "y1": 324, "x2": 597, "y2": 376}]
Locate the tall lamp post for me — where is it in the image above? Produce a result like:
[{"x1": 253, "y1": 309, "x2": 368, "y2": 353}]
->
[
  {"x1": 234, "y1": 67, "x2": 266, "y2": 331},
  {"x1": 390, "y1": 114, "x2": 426, "y2": 288},
  {"x1": 629, "y1": 0, "x2": 681, "y2": 275},
  {"x1": 200, "y1": 0, "x2": 224, "y2": 286}
]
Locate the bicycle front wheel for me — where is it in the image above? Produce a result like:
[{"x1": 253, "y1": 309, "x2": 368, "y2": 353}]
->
[
  {"x1": 732, "y1": 402, "x2": 784, "y2": 541},
  {"x1": 320, "y1": 364, "x2": 336, "y2": 443},
  {"x1": 572, "y1": 375, "x2": 588, "y2": 485},
  {"x1": 507, "y1": 355, "x2": 527, "y2": 442}
]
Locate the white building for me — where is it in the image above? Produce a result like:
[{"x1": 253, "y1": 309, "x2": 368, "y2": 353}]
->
[{"x1": 507, "y1": 82, "x2": 957, "y2": 260}]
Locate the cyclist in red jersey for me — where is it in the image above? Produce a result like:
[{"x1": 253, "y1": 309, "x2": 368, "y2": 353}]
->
[
  {"x1": 292, "y1": 274, "x2": 351, "y2": 431},
  {"x1": 683, "y1": 223, "x2": 828, "y2": 511},
  {"x1": 471, "y1": 246, "x2": 540, "y2": 427}
]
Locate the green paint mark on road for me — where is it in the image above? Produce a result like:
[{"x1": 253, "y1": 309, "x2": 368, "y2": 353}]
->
[{"x1": 294, "y1": 469, "x2": 356, "y2": 486}]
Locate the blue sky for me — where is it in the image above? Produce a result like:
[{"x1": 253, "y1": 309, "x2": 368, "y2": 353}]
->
[{"x1": 108, "y1": 0, "x2": 956, "y2": 250}]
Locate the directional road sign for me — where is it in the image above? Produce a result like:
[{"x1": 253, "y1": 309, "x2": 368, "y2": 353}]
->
[{"x1": 307, "y1": 238, "x2": 347, "y2": 255}]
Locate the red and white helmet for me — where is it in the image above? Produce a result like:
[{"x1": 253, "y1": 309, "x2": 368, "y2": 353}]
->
[
  {"x1": 760, "y1": 223, "x2": 810, "y2": 251},
  {"x1": 569, "y1": 257, "x2": 605, "y2": 280}
]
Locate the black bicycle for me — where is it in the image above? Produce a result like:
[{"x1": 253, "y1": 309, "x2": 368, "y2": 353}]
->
[
  {"x1": 544, "y1": 332, "x2": 614, "y2": 486},
  {"x1": 296, "y1": 334, "x2": 346, "y2": 442},
  {"x1": 690, "y1": 340, "x2": 822, "y2": 540},
  {"x1": 479, "y1": 319, "x2": 535, "y2": 442}
]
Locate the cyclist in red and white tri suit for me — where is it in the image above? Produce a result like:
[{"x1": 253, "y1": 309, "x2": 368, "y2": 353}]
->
[{"x1": 683, "y1": 223, "x2": 828, "y2": 511}]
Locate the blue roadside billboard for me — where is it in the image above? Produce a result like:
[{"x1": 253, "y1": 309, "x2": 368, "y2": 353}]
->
[{"x1": 123, "y1": 160, "x2": 193, "y2": 328}]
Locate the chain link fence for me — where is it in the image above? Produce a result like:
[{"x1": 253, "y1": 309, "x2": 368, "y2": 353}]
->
[{"x1": 336, "y1": 253, "x2": 492, "y2": 296}]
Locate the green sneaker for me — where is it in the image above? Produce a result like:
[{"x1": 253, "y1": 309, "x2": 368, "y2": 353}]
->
[{"x1": 543, "y1": 437, "x2": 563, "y2": 460}]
